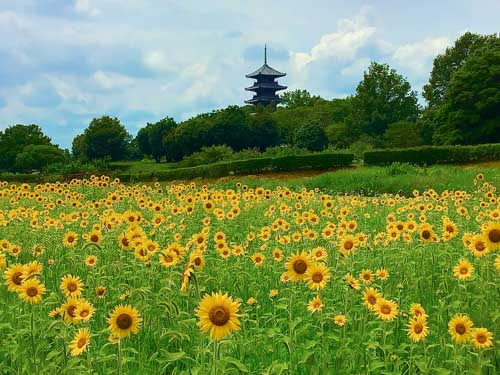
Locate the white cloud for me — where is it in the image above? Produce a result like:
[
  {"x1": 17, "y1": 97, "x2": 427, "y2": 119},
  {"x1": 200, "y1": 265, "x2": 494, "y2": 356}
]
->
[
  {"x1": 93, "y1": 70, "x2": 135, "y2": 90},
  {"x1": 341, "y1": 57, "x2": 371, "y2": 77},
  {"x1": 392, "y1": 37, "x2": 450, "y2": 74},
  {"x1": 74, "y1": 0, "x2": 100, "y2": 17},
  {"x1": 143, "y1": 50, "x2": 178, "y2": 72},
  {"x1": 291, "y1": 11, "x2": 376, "y2": 71}
]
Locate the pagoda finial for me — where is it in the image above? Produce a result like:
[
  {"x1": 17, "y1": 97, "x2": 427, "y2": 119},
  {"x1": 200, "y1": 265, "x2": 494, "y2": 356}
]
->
[{"x1": 264, "y1": 44, "x2": 267, "y2": 64}]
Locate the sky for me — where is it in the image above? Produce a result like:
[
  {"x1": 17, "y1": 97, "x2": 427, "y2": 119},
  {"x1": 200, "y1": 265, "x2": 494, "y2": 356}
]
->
[{"x1": 0, "y1": 0, "x2": 499, "y2": 149}]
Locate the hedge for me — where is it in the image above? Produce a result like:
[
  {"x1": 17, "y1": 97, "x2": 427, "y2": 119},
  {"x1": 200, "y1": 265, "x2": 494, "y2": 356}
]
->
[
  {"x1": 364, "y1": 144, "x2": 500, "y2": 166},
  {"x1": 117, "y1": 152, "x2": 354, "y2": 182}
]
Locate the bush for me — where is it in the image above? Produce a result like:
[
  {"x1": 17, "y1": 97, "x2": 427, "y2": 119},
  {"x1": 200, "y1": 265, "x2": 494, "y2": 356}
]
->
[
  {"x1": 14, "y1": 144, "x2": 68, "y2": 172},
  {"x1": 179, "y1": 145, "x2": 234, "y2": 168},
  {"x1": 121, "y1": 152, "x2": 354, "y2": 182},
  {"x1": 363, "y1": 144, "x2": 500, "y2": 166}
]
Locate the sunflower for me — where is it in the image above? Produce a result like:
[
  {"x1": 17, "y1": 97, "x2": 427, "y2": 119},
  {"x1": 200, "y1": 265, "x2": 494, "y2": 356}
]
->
[
  {"x1": 0, "y1": 253, "x2": 6, "y2": 269},
  {"x1": 470, "y1": 328, "x2": 493, "y2": 349},
  {"x1": 338, "y1": 235, "x2": 358, "y2": 256},
  {"x1": 75, "y1": 300, "x2": 95, "y2": 322},
  {"x1": 69, "y1": 328, "x2": 90, "y2": 356},
  {"x1": 159, "y1": 249, "x2": 178, "y2": 267},
  {"x1": 407, "y1": 316, "x2": 429, "y2": 342},
  {"x1": 272, "y1": 248, "x2": 283, "y2": 262},
  {"x1": 344, "y1": 273, "x2": 361, "y2": 290},
  {"x1": 108, "y1": 305, "x2": 142, "y2": 338},
  {"x1": 87, "y1": 230, "x2": 103, "y2": 245},
  {"x1": 376, "y1": 268, "x2": 389, "y2": 281},
  {"x1": 467, "y1": 235, "x2": 489, "y2": 257},
  {"x1": 269, "y1": 289, "x2": 279, "y2": 298},
  {"x1": 333, "y1": 314, "x2": 347, "y2": 326},
  {"x1": 285, "y1": 252, "x2": 311, "y2": 281},
  {"x1": 482, "y1": 221, "x2": 500, "y2": 251},
  {"x1": 496, "y1": 255, "x2": 500, "y2": 272},
  {"x1": 62, "y1": 298, "x2": 82, "y2": 324},
  {"x1": 453, "y1": 259, "x2": 474, "y2": 280},
  {"x1": 18, "y1": 279, "x2": 46, "y2": 304},
  {"x1": 63, "y1": 231, "x2": 78, "y2": 247},
  {"x1": 418, "y1": 223, "x2": 435, "y2": 242},
  {"x1": 4, "y1": 264, "x2": 25, "y2": 292},
  {"x1": 359, "y1": 269, "x2": 374, "y2": 285},
  {"x1": 304, "y1": 262, "x2": 330, "y2": 290},
  {"x1": 196, "y1": 292, "x2": 241, "y2": 341},
  {"x1": 374, "y1": 298, "x2": 398, "y2": 321},
  {"x1": 246, "y1": 297, "x2": 256, "y2": 306},
  {"x1": 60, "y1": 274, "x2": 84, "y2": 298},
  {"x1": 189, "y1": 251, "x2": 205, "y2": 270},
  {"x1": 84, "y1": 256, "x2": 97, "y2": 267},
  {"x1": 22, "y1": 261, "x2": 42, "y2": 280},
  {"x1": 95, "y1": 286, "x2": 106, "y2": 298},
  {"x1": 409, "y1": 303, "x2": 428, "y2": 319},
  {"x1": 251, "y1": 252, "x2": 265, "y2": 267},
  {"x1": 306, "y1": 296, "x2": 324, "y2": 313},
  {"x1": 363, "y1": 287, "x2": 382, "y2": 311},
  {"x1": 448, "y1": 314, "x2": 473, "y2": 344}
]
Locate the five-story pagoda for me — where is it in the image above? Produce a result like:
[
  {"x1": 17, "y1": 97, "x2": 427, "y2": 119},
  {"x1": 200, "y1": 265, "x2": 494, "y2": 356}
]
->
[{"x1": 245, "y1": 45, "x2": 287, "y2": 105}]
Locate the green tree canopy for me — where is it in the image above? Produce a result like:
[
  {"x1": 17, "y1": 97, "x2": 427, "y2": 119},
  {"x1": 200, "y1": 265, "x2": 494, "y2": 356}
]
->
[
  {"x1": 281, "y1": 89, "x2": 326, "y2": 109},
  {"x1": 423, "y1": 32, "x2": 498, "y2": 108},
  {"x1": 136, "y1": 117, "x2": 177, "y2": 162},
  {"x1": 351, "y1": 62, "x2": 420, "y2": 137},
  {"x1": 82, "y1": 116, "x2": 131, "y2": 161},
  {"x1": 0, "y1": 124, "x2": 52, "y2": 171},
  {"x1": 432, "y1": 38, "x2": 500, "y2": 145},
  {"x1": 15, "y1": 144, "x2": 67, "y2": 172},
  {"x1": 383, "y1": 121, "x2": 423, "y2": 148},
  {"x1": 294, "y1": 120, "x2": 328, "y2": 151}
]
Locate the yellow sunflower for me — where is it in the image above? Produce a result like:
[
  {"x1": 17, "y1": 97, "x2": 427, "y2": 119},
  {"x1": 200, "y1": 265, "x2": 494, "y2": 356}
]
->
[
  {"x1": 18, "y1": 279, "x2": 46, "y2": 304},
  {"x1": 453, "y1": 259, "x2": 474, "y2": 280},
  {"x1": 4, "y1": 264, "x2": 25, "y2": 292},
  {"x1": 108, "y1": 305, "x2": 142, "y2": 338},
  {"x1": 359, "y1": 269, "x2": 374, "y2": 285},
  {"x1": 304, "y1": 262, "x2": 330, "y2": 290},
  {"x1": 285, "y1": 252, "x2": 311, "y2": 281},
  {"x1": 338, "y1": 235, "x2": 358, "y2": 256},
  {"x1": 62, "y1": 298, "x2": 82, "y2": 324},
  {"x1": 307, "y1": 296, "x2": 324, "y2": 313},
  {"x1": 333, "y1": 314, "x2": 347, "y2": 326},
  {"x1": 69, "y1": 328, "x2": 90, "y2": 356},
  {"x1": 75, "y1": 300, "x2": 95, "y2": 322},
  {"x1": 95, "y1": 286, "x2": 106, "y2": 298},
  {"x1": 60, "y1": 274, "x2": 84, "y2": 298},
  {"x1": 467, "y1": 234, "x2": 490, "y2": 257},
  {"x1": 448, "y1": 314, "x2": 473, "y2": 344},
  {"x1": 409, "y1": 303, "x2": 428, "y2": 319},
  {"x1": 251, "y1": 252, "x2": 265, "y2": 267},
  {"x1": 63, "y1": 231, "x2": 78, "y2": 247},
  {"x1": 407, "y1": 316, "x2": 429, "y2": 342},
  {"x1": 196, "y1": 292, "x2": 241, "y2": 341},
  {"x1": 482, "y1": 221, "x2": 500, "y2": 251},
  {"x1": 84, "y1": 256, "x2": 97, "y2": 267},
  {"x1": 376, "y1": 268, "x2": 389, "y2": 281},
  {"x1": 470, "y1": 328, "x2": 493, "y2": 349},
  {"x1": 363, "y1": 287, "x2": 382, "y2": 311},
  {"x1": 374, "y1": 298, "x2": 399, "y2": 321}
]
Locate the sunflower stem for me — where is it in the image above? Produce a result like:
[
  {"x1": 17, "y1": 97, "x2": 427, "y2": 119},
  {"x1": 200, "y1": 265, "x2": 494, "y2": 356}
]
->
[
  {"x1": 30, "y1": 306, "x2": 38, "y2": 374},
  {"x1": 212, "y1": 340, "x2": 219, "y2": 375},
  {"x1": 118, "y1": 338, "x2": 123, "y2": 375}
]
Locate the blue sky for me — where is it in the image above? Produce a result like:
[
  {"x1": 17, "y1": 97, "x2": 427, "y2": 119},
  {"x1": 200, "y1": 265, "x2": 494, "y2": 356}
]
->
[{"x1": 0, "y1": 0, "x2": 499, "y2": 148}]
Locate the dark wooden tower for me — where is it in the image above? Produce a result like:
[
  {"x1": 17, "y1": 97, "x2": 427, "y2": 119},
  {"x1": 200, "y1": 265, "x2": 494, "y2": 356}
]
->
[{"x1": 245, "y1": 45, "x2": 287, "y2": 105}]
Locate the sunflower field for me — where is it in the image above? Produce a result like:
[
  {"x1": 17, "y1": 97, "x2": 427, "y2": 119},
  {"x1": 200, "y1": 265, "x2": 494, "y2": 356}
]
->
[{"x1": 0, "y1": 174, "x2": 498, "y2": 374}]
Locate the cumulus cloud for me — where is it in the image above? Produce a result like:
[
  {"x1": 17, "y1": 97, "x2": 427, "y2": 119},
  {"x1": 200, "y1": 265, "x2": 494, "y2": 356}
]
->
[
  {"x1": 392, "y1": 37, "x2": 450, "y2": 74},
  {"x1": 93, "y1": 70, "x2": 135, "y2": 90},
  {"x1": 74, "y1": 0, "x2": 100, "y2": 17}
]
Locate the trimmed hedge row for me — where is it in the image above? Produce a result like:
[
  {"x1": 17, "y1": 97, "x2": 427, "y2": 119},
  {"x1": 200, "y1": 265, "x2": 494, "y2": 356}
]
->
[
  {"x1": 117, "y1": 152, "x2": 354, "y2": 182},
  {"x1": 364, "y1": 144, "x2": 500, "y2": 166}
]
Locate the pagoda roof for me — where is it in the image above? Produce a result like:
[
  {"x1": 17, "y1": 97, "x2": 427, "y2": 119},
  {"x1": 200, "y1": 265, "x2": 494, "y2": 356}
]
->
[
  {"x1": 246, "y1": 63, "x2": 286, "y2": 78},
  {"x1": 244, "y1": 95, "x2": 282, "y2": 104},
  {"x1": 245, "y1": 82, "x2": 287, "y2": 91}
]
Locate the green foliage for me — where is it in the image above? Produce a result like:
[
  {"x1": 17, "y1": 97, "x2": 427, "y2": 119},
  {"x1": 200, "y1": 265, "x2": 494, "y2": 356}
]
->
[
  {"x1": 81, "y1": 116, "x2": 131, "y2": 161},
  {"x1": 280, "y1": 89, "x2": 326, "y2": 109},
  {"x1": 432, "y1": 37, "x2": 500, "y2": 145},
  {"x1": 363, "y1": 144, "x2": 500, "y2": 166},
  {"x1": 136, "y1": 117, "x2": 177, "y2": 162},
  {"x1": 0, "y1": 124, "x2": 52, "y2": 171},
  {"x1": 423, "y1": 32, "x2": 498, "y2": 108},
  {"x1": 14, "y1": 144, "x2": 68, "y2": 172},
  {"x1": 351, "y1": 62, "x2": 420, "y2": 137},
  {"x1": 180, "y1": 145, "x2": 234, "y2": 168},
  {"x1": 383, "y1": 121, "x2": 423, "y2": 148},
  {"x1": 294, "y1": 120, "x2": 328, "y2": 151}
]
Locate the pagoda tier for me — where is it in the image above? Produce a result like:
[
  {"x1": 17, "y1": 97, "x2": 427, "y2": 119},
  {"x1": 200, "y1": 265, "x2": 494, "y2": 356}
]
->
[{"x1": 245, "y1": 45, "x2": 287, "y2": 106}]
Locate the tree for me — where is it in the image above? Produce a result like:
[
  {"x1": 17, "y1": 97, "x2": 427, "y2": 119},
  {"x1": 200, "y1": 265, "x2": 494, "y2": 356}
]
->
[
  {"x1": 281, "y1": 89, "x2": 325, "y2": 109},
  {"x1": 72, "y1": 133, "x2": 87, "y2": 160},
  {"x1": 136, "y1": 117, "x2": 176, "y2": 162},
  {"x1": 248, "y1": 111, "x2": 281, "y2": 151},
  {"x1": 383, "y1": 121, "x2": 423, "y2": 148},
  {"x1": 82, "y1": 116, "x2": 131, "y2": 161},
  {"x1": 432, "y1": 38, "x2": 500, "y2": 145},
  {"x1": 0, "y1": 124, "x2": 52, "y2": 171},
  {"x1": 294, "y1": 120, "x2": 328, "y2": 151},
  {"x1": 351, "y1": 62, "x2": 420, "y2": 137},
  {"x1": 15, "y1": 144, "x2": 67, "y2": 172},
  {"x1": 423, "y1": 32, "x2": 498, "y2": 108}
]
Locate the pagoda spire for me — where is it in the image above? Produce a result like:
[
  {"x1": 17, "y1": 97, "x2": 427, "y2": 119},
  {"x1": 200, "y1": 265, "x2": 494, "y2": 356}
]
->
[{"x1": 245, "y1": 45, "x2": 287, "y2": 106}]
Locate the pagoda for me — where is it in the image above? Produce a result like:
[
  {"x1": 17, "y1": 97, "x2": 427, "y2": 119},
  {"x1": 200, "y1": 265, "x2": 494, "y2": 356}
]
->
[{"x1": 245, "y1": 45, "x2": 287, "y2": 105}]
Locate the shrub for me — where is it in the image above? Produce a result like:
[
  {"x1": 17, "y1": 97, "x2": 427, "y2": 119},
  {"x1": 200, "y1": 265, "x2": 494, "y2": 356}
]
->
[
  {"x1": 363, "y1": 144, "x2": 500, "y2": 166},
  {"x1": 180, "y1": 145, "x2": 234, "y2": 168}
]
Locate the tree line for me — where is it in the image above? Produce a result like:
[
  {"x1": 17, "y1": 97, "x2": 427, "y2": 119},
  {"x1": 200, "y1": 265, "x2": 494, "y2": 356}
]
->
[{"x1": 1, "y1": 32, "x2": 498, "y2": 172}]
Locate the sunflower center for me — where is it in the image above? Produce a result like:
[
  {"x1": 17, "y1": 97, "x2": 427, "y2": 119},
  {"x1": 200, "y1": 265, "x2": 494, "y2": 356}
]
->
[
  {"x1": 80, "y1": 310, "x2": 89, "y2": 317},
  {"x1": 97, "y1": 289, "x2": 105, "y2": 296},
  {"x1": 476, "y1": 333, "x2": 487, "y2": 343},
  {"x1": 122, "y1": 238, "x2": 129, "y2": 246},
  {"x1": 68, "y1": 305, "x2": 77, "y2": 317},
  {"x1": 13, "y1": 272, "x2": 23, "y2": 285},
  {"x1": 422, "y1": 230, "x2": 431, "y2": 240},
  {"x1": 209, "y1": 306, "x2": 230, "y2": 326},
  {"x1": 489, "y1": 229, "x2": 500, "y2": 243},
  {"x1": 475, "y1": 242, "x2": 485, "y2": 251},
  {"x1": 368, "y1": 295, "x2": 377, "y2": 305},
  {"x1": 455, "y1": 323, "x2": 466, "y2": 335},
  {"x1": 459, "y1": 267, "x2": 468, "y2": 274},
  {"x1": 381, "y1": 305, "x2": 391, "y2": 314},
  {"x1": 26, "y1": 287, "x2": 38, "y2": 297},
  {"x1": 68, "y1": 236, "x2": 75, "y2": 243},
  {"x1": 67, "y1": 282, "x2": 78, "y2": 292},
  {"x1": 446, "y1": 225, "x2": 454, "y2": 233},
  {"x1": 194, "y1": 257, "x2": 202, "y2": 266},
  {"x1": 363, "y1": 274, "x2": 370, "y2": 280},
  {"x1": 77, "y1": 337, "x2": 87, "y2": 348},
  {"x1": 344, "y1": 241, "x2": 353, "y2": 250},
  {"x1": 414, "y1": 323, "x2": 423, "y2": 334},
  {"x1": 116, "y1": 313, "x2": 133, "y2": 329},
  {"x1": 90, "y1": 235, "x2": 99, "y2": 242},
  {"x1": 293, "y1": 260, "x2": 307, "y2": 274},
  {"x1": 312, "y1": 272, "x2": 323, "y2": 283}
]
